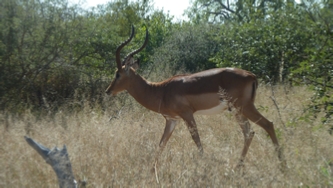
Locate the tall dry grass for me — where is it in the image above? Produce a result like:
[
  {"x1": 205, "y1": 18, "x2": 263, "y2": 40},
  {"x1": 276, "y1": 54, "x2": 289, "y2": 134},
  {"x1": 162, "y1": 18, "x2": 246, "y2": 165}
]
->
[{"x1": 1, "y1": 85, "x2": 333, "y2": 187}]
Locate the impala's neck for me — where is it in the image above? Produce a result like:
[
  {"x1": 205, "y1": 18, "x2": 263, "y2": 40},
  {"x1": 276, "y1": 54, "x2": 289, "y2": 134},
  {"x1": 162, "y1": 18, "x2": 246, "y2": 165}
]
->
[{"x1": 126, "y1": 73, "x2": 164, "y2": 113}]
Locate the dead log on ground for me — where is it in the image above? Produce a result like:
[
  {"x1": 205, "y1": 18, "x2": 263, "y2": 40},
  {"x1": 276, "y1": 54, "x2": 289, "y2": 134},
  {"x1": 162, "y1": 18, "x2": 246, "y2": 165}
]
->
[{"x1": 24, "y1": 136, "x2": 77, "y2": 188}]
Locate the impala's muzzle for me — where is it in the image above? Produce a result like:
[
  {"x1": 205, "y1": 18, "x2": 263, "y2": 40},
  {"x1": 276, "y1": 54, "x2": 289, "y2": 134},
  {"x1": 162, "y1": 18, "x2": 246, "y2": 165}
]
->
[{"x1": 105, "y1": 86, "x2": 113, "y2": 95}]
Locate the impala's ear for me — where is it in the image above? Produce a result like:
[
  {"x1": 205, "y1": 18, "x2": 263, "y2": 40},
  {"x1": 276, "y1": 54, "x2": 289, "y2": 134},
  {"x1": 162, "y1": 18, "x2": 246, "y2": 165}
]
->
[
  {"x1": 124, "y1": 56, "x2": 139, "y2": 72},
  {"x1": 131, "y1": 59, "x2": 139, "y2": 70}
]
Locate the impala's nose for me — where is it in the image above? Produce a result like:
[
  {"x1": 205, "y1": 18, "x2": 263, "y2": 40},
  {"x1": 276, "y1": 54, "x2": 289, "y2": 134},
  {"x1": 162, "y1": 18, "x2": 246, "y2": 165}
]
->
[
  {"x1": 106, "y1": 89, "x2": 117, "y2": 96},
  {"x1": 105, "y1": 84, "x2": 113, "y2": 95},
  {"x1": 105, "y1": 89, "x2": 112, "y2": 95}
]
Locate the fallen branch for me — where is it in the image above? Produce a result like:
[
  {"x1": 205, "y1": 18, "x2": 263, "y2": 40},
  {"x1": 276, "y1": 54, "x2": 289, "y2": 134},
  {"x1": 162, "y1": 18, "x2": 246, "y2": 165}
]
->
[{"x1": 24, "y1": 136, "x2": 77, "y2": 188}]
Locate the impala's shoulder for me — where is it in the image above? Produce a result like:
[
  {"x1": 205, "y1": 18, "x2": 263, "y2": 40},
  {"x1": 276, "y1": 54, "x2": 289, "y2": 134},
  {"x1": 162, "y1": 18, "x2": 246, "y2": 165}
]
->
[{"x1": 154, "y1": 75, "x2": 186, "y2": 86}]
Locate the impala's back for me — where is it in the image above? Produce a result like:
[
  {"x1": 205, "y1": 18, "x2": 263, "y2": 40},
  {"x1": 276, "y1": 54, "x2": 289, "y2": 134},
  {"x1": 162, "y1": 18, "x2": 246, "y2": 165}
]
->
[{"x1": 160, "y1": 68, "x2": 257, "y2": 116}]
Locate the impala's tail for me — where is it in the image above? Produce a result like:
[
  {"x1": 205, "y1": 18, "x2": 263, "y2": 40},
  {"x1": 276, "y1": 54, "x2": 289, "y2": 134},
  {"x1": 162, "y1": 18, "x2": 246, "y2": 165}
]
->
[{"x1": 251, "y1": 77, "x2": 258, "y2": 103}]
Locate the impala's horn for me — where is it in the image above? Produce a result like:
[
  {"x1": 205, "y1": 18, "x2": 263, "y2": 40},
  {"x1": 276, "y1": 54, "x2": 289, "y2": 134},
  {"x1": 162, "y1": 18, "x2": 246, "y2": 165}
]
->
[
  {"x1": 122, "y1": 26, "x2": 149, "y2": 66},
  {"x1": 115, "y1": 25, "x2": 135, "y2": 70}
]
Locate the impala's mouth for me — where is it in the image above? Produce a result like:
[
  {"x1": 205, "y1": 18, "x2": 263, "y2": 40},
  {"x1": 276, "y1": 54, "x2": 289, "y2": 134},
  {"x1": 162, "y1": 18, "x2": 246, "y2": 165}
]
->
[
  {"x1": 105, "y1": 89, "x2": 112, "y2": 95},
  {"x1": 106, "y1": 90, "x2": 118, "y2": 96},
  {"x1": 105, "y1": 85, "x2": 113, "y2": 95}
]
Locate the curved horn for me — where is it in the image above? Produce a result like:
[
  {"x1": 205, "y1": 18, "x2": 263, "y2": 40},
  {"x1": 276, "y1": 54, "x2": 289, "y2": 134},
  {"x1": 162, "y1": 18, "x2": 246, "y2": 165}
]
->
[
  {"x1": 115, "y1": 25, "x2": 135, "y2": 70},
  {"x1": 122, "y1": 27, "x2": 149, "y2": 66}
]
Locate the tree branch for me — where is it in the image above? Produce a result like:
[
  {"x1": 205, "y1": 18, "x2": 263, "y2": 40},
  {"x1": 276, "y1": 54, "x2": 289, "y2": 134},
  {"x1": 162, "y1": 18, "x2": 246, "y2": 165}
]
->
[{"x1": 214, "y1": 0, "x2": 235, "y2": 13}]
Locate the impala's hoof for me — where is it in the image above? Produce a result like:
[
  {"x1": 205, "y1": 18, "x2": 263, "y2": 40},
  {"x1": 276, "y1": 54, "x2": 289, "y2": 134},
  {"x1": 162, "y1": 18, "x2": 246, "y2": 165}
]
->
[
  {"x1": 235, "y1": 159, "x2": 245, "y2": 169},
  {"x1": 150, "y1": 167, "x2": 155, "y2": 174},
  {"x1": 279, "y1": 160, "x2": 288, "y2": 173},
  {"x1": 151, "y1": 161, "x2": 157, "y2": 174},
  {"x1": 151, "y1": 163, "x2": 160, "y2": 184}
]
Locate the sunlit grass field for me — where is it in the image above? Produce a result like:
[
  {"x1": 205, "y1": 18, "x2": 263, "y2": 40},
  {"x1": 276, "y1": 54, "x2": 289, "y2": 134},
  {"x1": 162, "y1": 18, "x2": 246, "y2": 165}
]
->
[{"x1": 1, "y1": 85, "x2": 333, "y2": 187}]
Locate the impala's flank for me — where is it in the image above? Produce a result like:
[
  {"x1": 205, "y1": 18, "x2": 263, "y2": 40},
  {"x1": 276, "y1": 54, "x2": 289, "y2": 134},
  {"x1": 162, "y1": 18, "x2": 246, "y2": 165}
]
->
[{"x1": 106, "y1": 26, "x2": 284, "y2": 169}]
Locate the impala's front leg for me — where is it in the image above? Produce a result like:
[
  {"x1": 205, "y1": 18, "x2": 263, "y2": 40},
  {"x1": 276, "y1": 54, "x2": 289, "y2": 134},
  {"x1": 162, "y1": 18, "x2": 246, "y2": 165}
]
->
[
  {"x1": 153, "y1": 118, "x2": 177, "y2": 170},
  {"x1": 152, "y1": 118, "x2": 177, "y2": 183}
]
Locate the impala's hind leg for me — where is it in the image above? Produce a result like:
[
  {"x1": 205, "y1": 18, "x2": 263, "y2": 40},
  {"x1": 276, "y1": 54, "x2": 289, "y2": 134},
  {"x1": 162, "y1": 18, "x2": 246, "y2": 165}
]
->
[
  {"x1": 242, "y1": 103, "x2": 284, "y2": 162},
  {"x1": 183, "y1": 114, "x2": 203, "y2": 154},
  {"x1": 235, "y1": 113, "x2": 255, "y2": 167}
]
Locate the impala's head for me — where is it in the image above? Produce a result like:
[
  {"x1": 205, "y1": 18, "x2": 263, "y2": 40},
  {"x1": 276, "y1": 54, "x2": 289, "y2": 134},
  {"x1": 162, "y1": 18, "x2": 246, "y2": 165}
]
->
[{"x1": 105, "y1": 26, "x2": 148, "y2": 96}]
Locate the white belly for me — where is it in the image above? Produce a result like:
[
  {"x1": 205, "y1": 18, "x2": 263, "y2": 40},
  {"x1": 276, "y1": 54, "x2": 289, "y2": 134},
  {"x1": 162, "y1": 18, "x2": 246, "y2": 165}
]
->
[{"x1": 194, "y1": 101, "x2": 229, "y2": 115}]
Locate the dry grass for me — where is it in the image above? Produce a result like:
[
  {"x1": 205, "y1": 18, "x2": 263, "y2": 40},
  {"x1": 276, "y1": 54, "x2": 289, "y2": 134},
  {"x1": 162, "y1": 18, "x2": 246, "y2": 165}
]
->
[{"x1": 1, "y1": 85, "x2": 333, "y2": 187}]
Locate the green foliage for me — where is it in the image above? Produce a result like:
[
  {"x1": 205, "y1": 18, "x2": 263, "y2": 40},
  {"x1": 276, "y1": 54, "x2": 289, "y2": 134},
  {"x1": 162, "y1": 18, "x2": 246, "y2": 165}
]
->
[
  {"x1": 186, "y1": 0, "x2": 297, "y2": 23},
  {"x1": 133, "y1": 9, "x2": 174, "y2": 69},
  {"x1": 290, "y1": 2, "x2": 333, "y2": 125},
  {"x1": 151, "y1": 23, "x2": 217, "y2": 74},
  {"x1": 210, "y1": 6, "x2": 310, "y2": 83},
  {"x1": 0, "y1": 0, "x2": 176, "y2": 114},
  {"x1": 0, "y1": 0, "x2": 99, "y2": 112}
]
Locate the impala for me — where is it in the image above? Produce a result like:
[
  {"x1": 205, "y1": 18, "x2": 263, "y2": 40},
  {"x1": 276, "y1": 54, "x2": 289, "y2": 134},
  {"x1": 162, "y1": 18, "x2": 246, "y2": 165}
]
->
[{"x1": 106, "y1": 26, "x2": 284, "y2": 169}]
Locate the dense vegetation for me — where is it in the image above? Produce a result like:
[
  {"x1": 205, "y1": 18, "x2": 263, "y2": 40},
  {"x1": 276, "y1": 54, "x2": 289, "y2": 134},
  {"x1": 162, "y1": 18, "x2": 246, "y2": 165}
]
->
[{"x1": 0, "y1": 0, "x2": 332, "y2": 128}]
